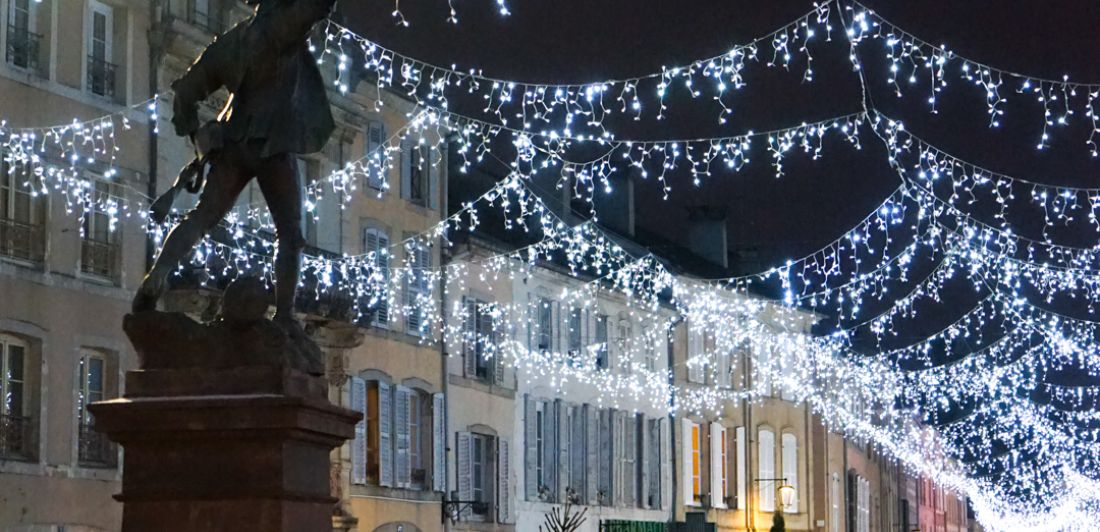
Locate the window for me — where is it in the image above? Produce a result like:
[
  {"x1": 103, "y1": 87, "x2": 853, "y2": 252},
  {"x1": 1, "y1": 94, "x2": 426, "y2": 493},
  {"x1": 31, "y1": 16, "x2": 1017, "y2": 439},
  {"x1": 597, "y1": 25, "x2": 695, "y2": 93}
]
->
[
  {"x1": 831, "y1": 473, "x2": 841, "y2": 532},
  {"x1": 6, "y1": 0, "x2": 39, "y2": 70},
  {"x1": 616, "y1": 318, "x2": 631, "y2": 372},
  {"x1": 781, "y1": 433, "x2": 799, "y2": 512},
  {"x1": 0, "y1": 159, "x2": 44, "y2": 263},
  {"x1": 0, "y1": 334, "x2": 31, "y2": 460},
  {"x1": 362, "y1": 227, "x2": 390, "y2": 327},
  {"x1": 594, "y1": 314, "x2": 609, "y2": 369},
  {"x1": 735, "y1": 426, "x2": 747, "y2": 510},
  {"x1": 188, "y1": 0, "x2": 221, "y2": 33},
  {"x1": 616, "y1": 412, "x2": 636, "y2": 507},
  {"x1": 86, "y1": 0, "x2": 116, "y2": 98},
  {"x1": 567, "y1": 405, "x2": 585, "y2": 501},
  {"x1": 535, "y1": 401, "x2": 546, "y2": 495},
  {"x1": 350, "y1": 377, "x2": 442, "y2": 491},
  {"x1": 405, "y1": 243, "x2": 431, "y2": 336},
  {"x1": 536, "y1": 297, "x2": 554, "y2": 352},
  {"x1": 365, "y1": 120, "x2": 386, "y2": 190},
  {"x1": 462, "y1": 297, "x2": 497, "y2": 382},
  {"x1": 758, "y1": 427, "x2": 776, "y2": 511},
  {"x1": 81, "y1": 180, "x2": 121, "y2": 281},
  {"x1": 458, "y1": 431, "x2": 507, "y2": 522},
  {"x1": 77, "y1": 351, "x2": 115, "y2": 467}
]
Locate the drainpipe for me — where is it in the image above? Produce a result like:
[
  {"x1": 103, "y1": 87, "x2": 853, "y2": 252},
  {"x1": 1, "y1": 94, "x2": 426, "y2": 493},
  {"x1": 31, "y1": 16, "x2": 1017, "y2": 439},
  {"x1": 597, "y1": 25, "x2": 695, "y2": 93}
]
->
[
  {"x1": 842, "y1": 437, "x2": 849, "y2": 532},
  {"x1": 145, "y1": 1, "x2": 164, "y2": 272},
  {"x1": 666, "y1": 315, "x2": 682, "y2": 528},
  {"x1": 439, "y1": 163, "x2": 451, "y2": 532},
  {"x1": 742, "y1": 339, "x2": 753, "y2": 532}
]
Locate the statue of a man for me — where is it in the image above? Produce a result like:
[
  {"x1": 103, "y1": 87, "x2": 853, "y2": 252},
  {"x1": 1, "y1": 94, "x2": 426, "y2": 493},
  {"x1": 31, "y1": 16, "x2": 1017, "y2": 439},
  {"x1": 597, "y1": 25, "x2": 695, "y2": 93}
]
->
[{"x1": 134, "y1": 0, "x2": 338, "y2": 325}]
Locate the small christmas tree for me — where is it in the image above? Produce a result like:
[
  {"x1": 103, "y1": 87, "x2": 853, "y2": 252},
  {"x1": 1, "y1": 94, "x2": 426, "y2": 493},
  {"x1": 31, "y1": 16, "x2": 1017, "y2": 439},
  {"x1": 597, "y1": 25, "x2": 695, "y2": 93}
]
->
[{"x1": 770, "y1": 509, "x2": 786, "y2": 532}]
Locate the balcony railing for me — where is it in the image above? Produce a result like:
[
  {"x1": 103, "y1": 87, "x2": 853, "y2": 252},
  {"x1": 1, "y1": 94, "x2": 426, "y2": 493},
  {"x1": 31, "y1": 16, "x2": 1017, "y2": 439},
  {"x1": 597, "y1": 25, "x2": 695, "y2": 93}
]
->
[
  {"x1": 81, "y1": 238, "x2": 120, "y2": 281},
  {"x1": 78, "y1": 422, "x2": 117, "y2": 468},
  {"x1": 0, "y1": 414, "x2": 34, "y2": 460},
  {"x1": 0, "y1": 218, "x2": 45, "y2": 264},
  {"x1": 5, "y1": 24, "x2": 40, "y2": 71},
  {"x1": 86, "y1": 55, "x2": 117, "y2": 99}
]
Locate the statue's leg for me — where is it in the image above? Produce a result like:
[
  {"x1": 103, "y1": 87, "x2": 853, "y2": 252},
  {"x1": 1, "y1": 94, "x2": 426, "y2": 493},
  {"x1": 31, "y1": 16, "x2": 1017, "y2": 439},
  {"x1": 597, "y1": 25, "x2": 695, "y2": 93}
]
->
[
  {"x1": 133, "y1": 147, "x2": 251, "y2": 312},
  {"x1": 255, "y1": 152, "x2": 303, "y2": 324}
]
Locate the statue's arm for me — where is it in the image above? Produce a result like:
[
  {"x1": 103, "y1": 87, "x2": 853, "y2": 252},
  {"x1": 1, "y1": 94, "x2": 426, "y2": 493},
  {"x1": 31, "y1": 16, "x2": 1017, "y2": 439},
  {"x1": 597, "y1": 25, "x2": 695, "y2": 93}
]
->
[
  {"x1": 170, "y1": 46, "x2": 227, "y2": 138},
  {"x1": 244, "y1": 0, "x2": 337, "y2": 57}
]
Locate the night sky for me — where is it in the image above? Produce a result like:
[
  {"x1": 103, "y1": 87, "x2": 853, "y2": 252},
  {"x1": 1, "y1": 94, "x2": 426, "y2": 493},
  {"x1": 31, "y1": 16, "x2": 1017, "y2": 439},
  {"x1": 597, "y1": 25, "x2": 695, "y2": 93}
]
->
[{"x1": 333, "y1": 0, "x2": 1100, "y2": 502}]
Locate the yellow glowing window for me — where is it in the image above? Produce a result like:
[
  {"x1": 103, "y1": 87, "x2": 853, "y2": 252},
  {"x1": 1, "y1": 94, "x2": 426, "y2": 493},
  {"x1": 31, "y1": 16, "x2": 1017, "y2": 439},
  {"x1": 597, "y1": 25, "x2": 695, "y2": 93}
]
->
[{"x1": 691, "y1": 423, "x2": 701, "y2": 496}]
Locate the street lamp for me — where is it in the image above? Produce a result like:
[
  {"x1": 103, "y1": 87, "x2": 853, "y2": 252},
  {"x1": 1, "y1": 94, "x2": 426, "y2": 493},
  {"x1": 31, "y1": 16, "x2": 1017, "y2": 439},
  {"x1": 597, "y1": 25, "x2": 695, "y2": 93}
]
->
[{"x1": 755, "y1": 477, "x2": 797, "y2": 512}]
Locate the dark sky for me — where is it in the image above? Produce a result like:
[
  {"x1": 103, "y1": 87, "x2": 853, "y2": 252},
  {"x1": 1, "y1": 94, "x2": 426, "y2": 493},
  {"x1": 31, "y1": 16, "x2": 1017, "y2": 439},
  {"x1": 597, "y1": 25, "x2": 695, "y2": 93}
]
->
[{"x1": 339, "y1": 0, "x2": 1100, "y2": 266}]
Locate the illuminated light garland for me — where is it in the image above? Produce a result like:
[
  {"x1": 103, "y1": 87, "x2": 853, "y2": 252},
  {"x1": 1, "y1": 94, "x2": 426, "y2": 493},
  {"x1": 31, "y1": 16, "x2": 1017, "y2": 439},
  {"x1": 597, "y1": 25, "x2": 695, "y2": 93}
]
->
[
  {"x1": 843, "y1": 1, "x2": 1100, "y2": 155},
  {"x1": 319, "y1": 2, "x2": 834, "y2": 131}
]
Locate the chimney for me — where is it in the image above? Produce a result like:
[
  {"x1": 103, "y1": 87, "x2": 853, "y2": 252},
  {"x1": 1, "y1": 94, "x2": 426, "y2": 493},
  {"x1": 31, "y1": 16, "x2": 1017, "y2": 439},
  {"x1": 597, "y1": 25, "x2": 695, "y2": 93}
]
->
[
  {"x1": 686, "y1": 205, "x2": 728, "y2": 269},
  {"x1": 593, "y1": 170, "x2": 636, "y2": 237}
]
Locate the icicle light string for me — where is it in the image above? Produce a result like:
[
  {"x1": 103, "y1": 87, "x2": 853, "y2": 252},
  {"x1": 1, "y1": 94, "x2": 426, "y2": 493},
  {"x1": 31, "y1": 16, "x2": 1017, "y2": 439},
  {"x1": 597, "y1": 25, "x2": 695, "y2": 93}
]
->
[{"x1": 322, "y1": 2, "x2": 833, "y2": 133}]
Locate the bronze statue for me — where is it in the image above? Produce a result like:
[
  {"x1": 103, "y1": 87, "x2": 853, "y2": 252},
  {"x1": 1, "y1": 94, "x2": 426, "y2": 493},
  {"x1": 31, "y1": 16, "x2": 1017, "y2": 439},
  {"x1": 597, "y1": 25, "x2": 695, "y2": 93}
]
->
[{"x1": 134, "y1": 0, "x2": 338, "y2": 325}]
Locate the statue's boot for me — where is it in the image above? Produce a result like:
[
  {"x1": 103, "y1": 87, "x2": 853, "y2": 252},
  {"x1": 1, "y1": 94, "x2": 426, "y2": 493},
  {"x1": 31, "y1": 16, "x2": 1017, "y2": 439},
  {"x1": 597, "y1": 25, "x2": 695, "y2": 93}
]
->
[{"x1": 132, "y1": 273, "x2": 166, "y2": 314}]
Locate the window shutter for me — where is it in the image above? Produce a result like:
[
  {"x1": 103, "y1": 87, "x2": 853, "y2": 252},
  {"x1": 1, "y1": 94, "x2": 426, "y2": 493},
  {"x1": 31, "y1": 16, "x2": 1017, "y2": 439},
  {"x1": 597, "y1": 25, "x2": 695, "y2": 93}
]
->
[
  {"x1": 556, "y1": 400, "x2": 568, "y2": 502},
  {"x1": 647, "y1": 418, "x2": 661, "y2": 509},
  {"x1": 478, "y1": 305, "x2": 494, "y2": 377},
  {"x1": 432, "y1": 392, "x2": 445, "y2": 492},
  {"x1": 456, "y1": 431, "x2": 473, "y2": 520},
  {"x1": 365, "y1": 230, "x2": 391, "y2": 327},
  {"x1": 681, "y1": 417, "x2": 695, "y2": 506},
  {"x1": 493, "y1": 317, "x2": 508, "y2": 388},
  {"x1": 783, "y1": 433, "x2": 799, "y2": 512},
  {"x1": 687, "y1": 326, "x2": 704, "y2": 384},
  {"x1": 400, "y1": 136, "x2": 412, "y2": 199},
  {"x1": 462, "y1": 297, "x2": 477, "y2": 377},
  {"x1": 623, "y1": 413, "x2": 637, "y2": 508},
  {"x1": 710, "y1": 422, "x2": 725, "y2": 507},
  {"x1": 350, "y1": 376, "x2": 367, "y2": 485},
  {"x1": 612, "y1": 410, "x2": 623, "y2": 507},
  {"x1": 524, "y1": 394, "x2": 538, "y2": 500},
  {"x1": 428, "y1": 145, "x2": 440, "y2": 211},
  {"x1": 394, "y1": 386, "x2": 411, "y2": 487},
  {"x1": 758, "y1": 428, "x2": 775, "y2": 511},
  {"x1": 405, "y1": 245, "x2": 430, "y2": 336},
  {"x1": 497, "y1": 438, "x2": 512, "y2": 523},
  {"x1": 569, "y1": 405, "x2": 585, "y2": 502},
  {"x1": 379, "y1": 381, "x2": 394, "y2": 486},
  {"x1": 736, "y1": 426, "x2": 746, "y2": 509},
  {"x1": 598, "y1": 408, "x2": 612, "y2": 505},
  {"x1": 366, "y1": 120, "x2": 386, "y2": 190},
  {"x1": 585, "y1": 404, "x2": 599, "y2": 505},
  {"x1": 718, "y1": 349, "x2": 732, "y2": 388}
]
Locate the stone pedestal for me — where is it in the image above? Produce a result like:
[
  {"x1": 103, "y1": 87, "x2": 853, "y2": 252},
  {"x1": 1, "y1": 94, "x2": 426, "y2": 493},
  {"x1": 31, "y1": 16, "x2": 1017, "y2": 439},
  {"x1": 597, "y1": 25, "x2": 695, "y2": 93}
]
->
[
  {"x1": 91, "y1": 280, "x2": 359, "y2": 532},
  {"x1": 91, "y1": 365, "x2": 359, "y2": 531}
]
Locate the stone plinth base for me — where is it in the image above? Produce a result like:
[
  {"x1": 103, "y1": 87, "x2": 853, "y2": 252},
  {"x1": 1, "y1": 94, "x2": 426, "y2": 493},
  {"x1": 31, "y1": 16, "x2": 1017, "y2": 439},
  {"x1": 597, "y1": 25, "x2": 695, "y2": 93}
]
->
[{"x1": 89, "y1": 367, "x2": 359, "y2": 532}]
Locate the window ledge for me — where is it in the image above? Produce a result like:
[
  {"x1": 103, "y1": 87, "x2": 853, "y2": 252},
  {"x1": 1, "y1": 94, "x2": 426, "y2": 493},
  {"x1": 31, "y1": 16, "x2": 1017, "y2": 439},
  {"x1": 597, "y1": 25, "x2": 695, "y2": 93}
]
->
[
  {"x1": 448, "y1": 373, "x2": 514, "y2": 399},
  {"x1": 350, "y1": 483, "x2": 443, "y2": 502}
]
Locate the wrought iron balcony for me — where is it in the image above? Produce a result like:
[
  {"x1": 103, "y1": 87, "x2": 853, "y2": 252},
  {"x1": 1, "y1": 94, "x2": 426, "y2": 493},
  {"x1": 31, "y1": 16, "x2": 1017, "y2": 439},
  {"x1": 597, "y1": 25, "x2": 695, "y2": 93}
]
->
[
  {"x1": 86, "y1": 55, "x2": 117, "y2": 99},
  {"x1": 0, "y1": 217, "x2": 45, "y2": 264},
  {"x1": 5, "y1": 24, "x2": 40, "y2": 71},
  {"x1": 78, "y1": 422, "x2": 117, "y2": 468},
  {"x1": 0, "y1": 414, "x2": 34, "y2": 460},
  {"x1": 81, "y1": 238, "x2": 120, "y2": 281}
]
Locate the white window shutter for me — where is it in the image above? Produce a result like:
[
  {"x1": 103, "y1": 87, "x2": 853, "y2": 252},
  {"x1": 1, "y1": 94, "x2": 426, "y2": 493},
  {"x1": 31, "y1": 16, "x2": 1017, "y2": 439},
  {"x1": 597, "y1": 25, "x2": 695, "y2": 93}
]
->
[
  {"x1": 598, "y1": 408, "x2": 612, "y2": 505},
  {"x1": 432, "y1": 393, "x2": 445, "y2": 492},
  {"x1": 611, "y1": 410, "x2": 623, "y2": 507},
  {"x1": 623, "y1": 413, "x2": 637, "y2": 508},
  {"x1": 428, "y1": 144, "x2": 440, "y2": 211},
  {"x1": 782, "y1": 433, "x2": 799, "y2": 512},
  {"x1": 569, "y1": 405, "x2": 585, "y2": 501},
  {"x1": 646, "y1": 418, "x2": 661, "y2": 509},
  {"x1": 366, "y1": 120, "x2": 386, "y2": 190},
  {"x1": 394, "y1": 386, "x2": 411, "y2": 487},
  {"x1": 350, "y1": 376, "x2": 367, "y2": 485},
  {"x1": 735, "y1": 426, "x2": 747, "y2": 510},
  {"x1": 462, "y1": 297, "x2": 477, "y2": 377},
  {"x1": 400, "y1": 136, "x2": 412, "y2": 199},
  {"x1": 556, "y1": 400, "x2": 568, "y2": 503},
  {"x1": 758, "y1": 428, "x2": 775, "y2": 511},
  {"x1": 456, "y1": 431, "x2": 473, "y2": 520},
  {"x1": 687, "y1": 326, "x2": 704, "y2": 384},
  {"x1": 710, "y1": 422, "x2": 724, "y2": 507},
  {"x1": 497, "y1": 438, "x2": 512, "y2": 523},
  {"x1": 379, "y1": 381, "x2": 394, "y2": 487},
  {"x1": 585, "y1": 404, "x2": 599, "y2": 506},
  {"x1": 681, "y1": 417, "x2": 694, "y2": 506},
  {"x1": 524, "y1": 395, "x2": 538, "y2": 500}
]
